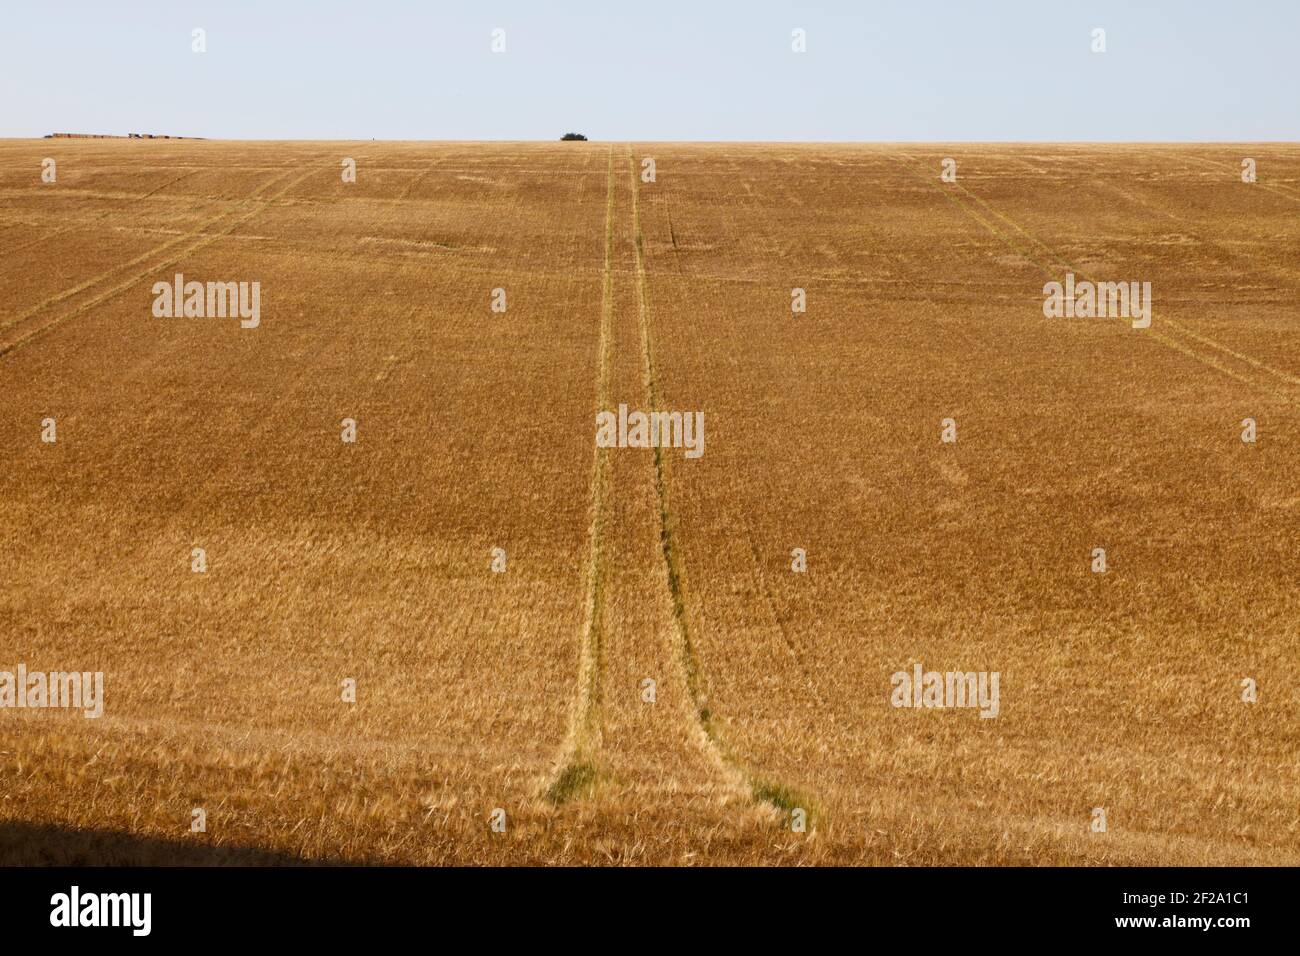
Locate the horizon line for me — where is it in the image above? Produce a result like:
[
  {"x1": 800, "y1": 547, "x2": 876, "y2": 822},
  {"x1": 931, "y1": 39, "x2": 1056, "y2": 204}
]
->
[{"x1": 6, "y1": 136, "x2": 1300, "y2": 145}]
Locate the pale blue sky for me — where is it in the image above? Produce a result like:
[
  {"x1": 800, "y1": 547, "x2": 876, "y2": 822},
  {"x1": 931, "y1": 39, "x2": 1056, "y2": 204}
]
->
[{"x1": 2, "y1": 1, "x2": 1295, "y2": 140}]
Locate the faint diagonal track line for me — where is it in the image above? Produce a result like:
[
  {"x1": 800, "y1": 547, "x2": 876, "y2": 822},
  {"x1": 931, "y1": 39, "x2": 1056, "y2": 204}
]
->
[
  {"x1": 888, "y1": 149, "x2": 1299, "y2": 404},
  {"x1": 941, "y1": 162, "x2": 1300, "y2": 391},
  {"x1": 0, "y1": 165, "x2": 301, "y2": 336},
  {"x1": 1180, "y1": 153, "x2": 1300, "y2": 206},
  {"x1": 3, "y1": 168, "x2": 206, "y2": 256},
  {"x1": 0, "y1": 164, "x2": 324, "y2": 361}
]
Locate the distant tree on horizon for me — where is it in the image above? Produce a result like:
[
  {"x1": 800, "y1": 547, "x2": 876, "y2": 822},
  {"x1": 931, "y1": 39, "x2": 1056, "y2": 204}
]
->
[{"x1": 560, "y1": 132, "x2": 588, "y2": 141}]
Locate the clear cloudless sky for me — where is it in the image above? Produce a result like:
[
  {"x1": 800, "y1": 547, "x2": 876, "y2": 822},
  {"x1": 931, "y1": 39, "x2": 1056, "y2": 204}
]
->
[{"x1": 1, "y1": 0, "x2": 1296, "y2": 140}]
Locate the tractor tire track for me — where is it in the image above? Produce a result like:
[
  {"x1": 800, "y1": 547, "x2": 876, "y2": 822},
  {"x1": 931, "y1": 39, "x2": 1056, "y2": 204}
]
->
[
  {"x1": 691, "y1": 158, "x2": 866, "y2": 719},
  {"x1": 0, "y1": 165, "x2": 300, "y2": 335},
  {"x1": 627, "y1": 146, "x2": 814, "y2": 818},
  {"x1": 888, "y1": 150, "x2": 1299, "y2": 405},
  {"x1": 738, "y1": 511, "x2": 828, "y2": 712},
  {"x1": 397, "y1": 162, "x2": 441, "y2": 201},
  {"x1": 0, "y1": 164, "x2": 329, "y2": 361},
  {"x1": 991, "y1": 150, "x2": 1300, "y2": 295},
  {"x1": 1180, "y1": 153, "x2": 1300, "y2": 207},
  {"x1": 3, "y1": 168, "x2": 206, "y2": 256},
  {"x1": 541, "y1": 147, "x2": 617, "y2": 804},
  {"x1": 942, "y1": 162, "x2": 1300, "y2": 391}
]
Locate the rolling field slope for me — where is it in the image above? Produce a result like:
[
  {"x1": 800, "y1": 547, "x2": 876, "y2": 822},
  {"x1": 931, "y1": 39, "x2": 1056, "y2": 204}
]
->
[{"x1": 0, "y1": 140, "x2": 1297, "y2": 864}]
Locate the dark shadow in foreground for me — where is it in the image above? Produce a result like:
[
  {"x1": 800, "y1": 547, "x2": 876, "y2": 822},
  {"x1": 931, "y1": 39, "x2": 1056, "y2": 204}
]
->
[{"x1": 0, "y1": 821, "x2": 340, "y2": 866}]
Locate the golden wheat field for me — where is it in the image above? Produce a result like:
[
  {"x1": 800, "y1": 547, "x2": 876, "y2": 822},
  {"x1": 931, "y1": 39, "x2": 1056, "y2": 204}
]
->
[{"x1": 0, "y1": 139, "x2": 1297, "y2": 866}]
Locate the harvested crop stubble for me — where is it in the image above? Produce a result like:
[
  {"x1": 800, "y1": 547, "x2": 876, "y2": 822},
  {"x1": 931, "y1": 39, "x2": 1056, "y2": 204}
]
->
[{"x1": 0, "y1": 140, "x2": 1297, "y2": 864}]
